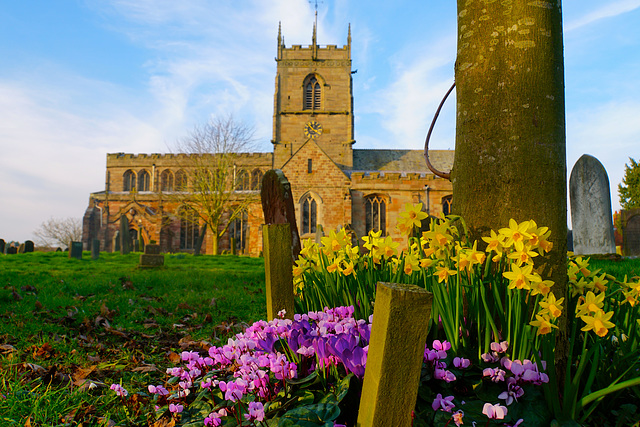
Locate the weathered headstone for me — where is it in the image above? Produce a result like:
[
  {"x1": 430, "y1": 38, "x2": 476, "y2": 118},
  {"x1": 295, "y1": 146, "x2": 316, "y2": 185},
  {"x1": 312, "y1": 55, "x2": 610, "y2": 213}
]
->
[
  {"x1": 569, "y1": 154, "x2": 616, "y2": 255},
  {"x1": 261, "y1": 169, "x2": 301, "y2": 261},
  {"x1": 91, "y1": 239, "x2": 100, "y2": 260},
  {"x1": 120, "y1": 218, "x2": 131, "y2": 254},
  {"x1": 139, "y1": 244, "x2": 164, "y2": 268},
  {"x1": 6, "y1": 245, "x2": 17, "y2": 254},
  {"x1": 69, "y1": 241, "x2": 83, "y2": 259},
  {"x1": 230, "y1": 237, "x2": 237, "y2": 256},
  {"x1": 0, "y1": 239, "x2": 5, "y2": 254},
  {"x1": 357, "y1": 282, "x2": 433, "y2": 427},
  {"x1": 621, "y1": 208, "x2": 640, "y2": 256},
  {"x1": 24, "y1": 240, "x2": 34, "y2": 253},
  {"x1": 134, "y1": 239, "x2": 140, "y2": 253},
  {"x1": 18, "y1": 243, "x2": 25, "y2": 254}
]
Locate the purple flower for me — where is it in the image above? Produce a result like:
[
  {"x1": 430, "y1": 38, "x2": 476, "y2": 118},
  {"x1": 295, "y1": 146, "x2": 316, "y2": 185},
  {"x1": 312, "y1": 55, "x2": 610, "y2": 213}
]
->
[
  {"x1": 435, "y1": 368, "x2": 457, "y2": 383},
  {"x1": 482, "y1": 402, "x2": 507, "y2": 419},
  {"x1": 109, "y1": 383, "x2": 128, "y2": 397},
  {"x1": 490, "y1": 341, "x2": 509, "y2": 353},
  {"x1": 453, "y1": 357, "x2": 471, "y2": 369},
  {"x1": 244, "y1": 401, "x2": 265, "y2": 422},
  {"x1": 483, "y1": 367, "x2": 506, "y2": 382},
  {"x1": 432, "y1": 393, "x2": 456, "y2": 412},
  {"x1": 498, "y1": 378, "x2": 525, "y2": 405},
  {"x1": 169, "y1": 403, "x2": 184, "y2": 413},
  {"x1": 147, "y1": 384, "x2": 169, "y2": 395}
]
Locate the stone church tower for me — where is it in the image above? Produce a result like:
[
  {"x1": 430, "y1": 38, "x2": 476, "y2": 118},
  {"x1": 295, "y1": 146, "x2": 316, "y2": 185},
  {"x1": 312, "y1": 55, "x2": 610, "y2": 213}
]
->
[{"x1": 272, "y1": 22, "x2": 354, "y2": 170}]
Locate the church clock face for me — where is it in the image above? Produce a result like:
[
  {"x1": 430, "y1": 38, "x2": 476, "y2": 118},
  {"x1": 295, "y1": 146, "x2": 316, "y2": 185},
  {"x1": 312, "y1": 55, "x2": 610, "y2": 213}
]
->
[{"x1": 304, "y1": 120, "x2": 323, "y2": 139}]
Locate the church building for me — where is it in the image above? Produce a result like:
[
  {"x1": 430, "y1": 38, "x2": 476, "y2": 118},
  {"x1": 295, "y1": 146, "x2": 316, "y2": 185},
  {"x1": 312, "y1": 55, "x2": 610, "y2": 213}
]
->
[{"x1": 82, "y1": 22, "x2": 454, "y2": 255}]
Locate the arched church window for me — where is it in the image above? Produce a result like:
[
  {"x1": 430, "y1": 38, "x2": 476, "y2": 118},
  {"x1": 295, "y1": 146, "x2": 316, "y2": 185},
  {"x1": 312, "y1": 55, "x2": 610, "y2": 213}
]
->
[
  {"x1": 251, "y1": 169, "x2": 263, "y2": 191},
  {"x1": 304, "y1": 75, "x2": 322, "y2": 110},
  {"x1": 160, "y1": 169, "x2": 174, "y2": 192},
  {"x1": 179, "y1": 206, "x2": 200, "y2": 250},
  {"x1": 175, "y1": 170, "x2": 187, "y2": 191},
  {"x1": 138, "y1": 169, "x2": 150, "y2": 192},
  {"x1": 123, "y1": 170, "x2": 136, "y2": 192},
  {"x1": 301, "y1": 194, "x2": 318, "y2": 235},
  {"x1": 229, "y1": 208, "x2": 248, "y2": 253},
  {"x1": 365, "y1": 195, "x2": 386, "y2": 236},
  {"x1": 442, "y1": 195, "x2": 453, "y2": 216},
  {"x1": 235, "y1": 169, "x2": 250, "y2": 191}
]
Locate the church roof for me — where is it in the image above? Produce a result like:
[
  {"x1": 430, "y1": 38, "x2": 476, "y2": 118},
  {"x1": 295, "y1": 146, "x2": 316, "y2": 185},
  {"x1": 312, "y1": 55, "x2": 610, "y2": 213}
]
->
[{"x1": 351, "y1": 149, "x2": 454, "y2": 174}]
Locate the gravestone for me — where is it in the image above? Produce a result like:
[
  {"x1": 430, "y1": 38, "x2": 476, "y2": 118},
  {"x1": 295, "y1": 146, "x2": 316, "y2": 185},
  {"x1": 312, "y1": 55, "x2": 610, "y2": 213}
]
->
[
  {"x1": 569, "y1": 154, "x2": 616, "y2": 255},
  {"x1": 24, "y1": 240, "x2": 34, "y2": 253},
  {"x1": 261, "y1": 169, "x2": 301, "y2": 261},
  {"x1": 18, "y1": 243, "x2": 25, "y2": 253},
  {"x1": 6, "y1": 245, "x2": 17, "y2": 254},
  {"x1": 119, "y1": 218, "x2": 131, "y2": 254},
  {"x1": 91, "y1": 239, "x2": 100, "y2": 260},
  {"x1": 69, "y1": 241, "x2": 83, "y2": 259},
  {"x1": 0, "y1": 239, "x2": 5, "y2": 254},
  {"x1": 621, "y1": 208, "x2": 640, "y2": 256},
  {"x1": 139, "y1": 244, "x2": 164, "y2": 268}
]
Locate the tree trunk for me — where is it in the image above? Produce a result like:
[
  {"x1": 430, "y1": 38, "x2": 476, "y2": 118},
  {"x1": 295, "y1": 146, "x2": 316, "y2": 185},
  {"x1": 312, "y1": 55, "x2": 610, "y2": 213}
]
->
[
  {"x1": 453, "y1": 0, "x2": 568, "y2": 385},
  {"x1": 194, "y1": 223, "x2": 208, "y2": 256}
]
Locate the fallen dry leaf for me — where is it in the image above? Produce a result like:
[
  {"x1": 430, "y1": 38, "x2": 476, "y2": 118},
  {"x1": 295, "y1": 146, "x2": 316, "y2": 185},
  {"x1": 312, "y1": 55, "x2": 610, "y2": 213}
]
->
[
  {"x1": 132, "y1": 363, "x2": 158, "y2": 373},
  {"x1": 166, "y1": 351, "x2": 181, "y2": 364}
]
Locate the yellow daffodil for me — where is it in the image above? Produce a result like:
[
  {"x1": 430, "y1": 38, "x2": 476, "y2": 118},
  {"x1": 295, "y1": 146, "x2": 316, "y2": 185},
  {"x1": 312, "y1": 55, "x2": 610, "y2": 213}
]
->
[
  {"x1": 420, "y1": 257, "x2": 436, "y2": 269},
  {"x1": 341, "y1": 260, "x2": 355, "y2": 277},
  {"x1": 507, "y1": 247, "x2": 539, "y2": 266},
  {"x1": 379, "y1": 236, "x2": 399, "y2": 259},
  {"x1": 399, "y1": 203, "x2": 428, "y2": 230},
  {"x1": 576, "y1": 291, "x2": 605, "y2": 316},
  {"x1": 403, "y1": 253, "x2": 420, "y2": 275},
  {"x1": 530, "y1": 313, "x2": 558, "y2": 336},
  {"x1": 538, "y1": 293, "x2": 564, "y2": 319},
  {"x1": 482, "y1": 229, "x2": 504, "y2": 254},
  {"x1": 499, "y1": 219, "x2": 531, "y2": 251},
  {"x1": 591, "y1": 273, "x2": 608, "y2": 293},
  {"x1": 573, "y1": 256, "x2": 591, "y2": 277},
  {"x1": 622, "y1": 289, "x2": 638, "y2": 307},
  {"x1": 580, "y1": 310, "x2": 615, "y2": 337},
  {"x1": 300, "y1": 238, "x2": 318, "y2": 259},
  {"x1": 531, "y1": 279, "x2": 554, "y2": 296},
  {"x1": 362, "y1": 230, "x2": 382, "y2": 251},
  {"x1": 435, "y1": 264, "x2": 457, "y2": 283},
  {"x1": 321, "y1": 229, "x2": 349, "y2": 256},
  {"x1": 502, "y1": 263, "x2": 540, "y2": 290}
]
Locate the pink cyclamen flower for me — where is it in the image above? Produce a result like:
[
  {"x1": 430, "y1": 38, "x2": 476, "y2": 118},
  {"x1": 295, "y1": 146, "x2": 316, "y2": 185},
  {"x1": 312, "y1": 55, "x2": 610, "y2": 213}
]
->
[
  {"x1": 432, "y1": 393, "x2": 455, "y2": 412},
  {"x1": 169, "y1": 403, "x2": 184, "y2": 413},
  {"x1": 147, "y1": 384, "x2": 169, "y2": 395},
  {"x1": 244, "y1": 401, "x2": 265, "y2": 422},
  {"x1": 482, "y1": 402, "x2": 507, "y2": 419},
  {"x1": 453, "y1": 357, "x2": 471, "y2": 369},
  {"x1": 109, "y1": 383, "x2": 128, "y2": 397},
  {"x1": 483, "y1": 367, "x2": 506, "y2": 382}
]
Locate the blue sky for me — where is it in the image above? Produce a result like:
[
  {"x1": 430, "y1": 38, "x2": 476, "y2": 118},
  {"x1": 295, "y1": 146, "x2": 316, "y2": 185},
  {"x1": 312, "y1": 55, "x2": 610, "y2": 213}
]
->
[{"x1": 1, "y1": 1, "x2": 639, "y2": 242}]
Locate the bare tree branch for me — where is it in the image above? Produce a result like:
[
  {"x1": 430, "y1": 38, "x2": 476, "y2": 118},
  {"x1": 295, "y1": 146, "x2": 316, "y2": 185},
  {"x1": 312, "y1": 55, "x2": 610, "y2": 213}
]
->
[{"x1": 33, "y1": 217, "x2": 82, "y2": 249}]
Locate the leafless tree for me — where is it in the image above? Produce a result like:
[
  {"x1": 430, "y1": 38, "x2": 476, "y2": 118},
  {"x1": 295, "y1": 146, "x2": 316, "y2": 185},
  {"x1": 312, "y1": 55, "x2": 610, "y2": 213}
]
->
[
  {"x1": 33, "y1": 217, "x2": 82, "y2": 249},
  {"x1": 170, "y1": 115, "x2": 258, "y2": 254}
]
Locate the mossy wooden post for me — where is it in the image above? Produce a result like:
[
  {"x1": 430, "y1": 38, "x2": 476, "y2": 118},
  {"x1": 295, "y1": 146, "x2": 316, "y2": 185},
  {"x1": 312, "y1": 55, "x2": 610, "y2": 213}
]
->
[
  {"x1": 357, "y1": 282, "x2": 432, "y2": 427},
  {"x1": 263, "y1": 224, "x2": 295, "y2": 320},
  {"x1": 261, "y1": 170, "x2": 300, "y2": 320}
]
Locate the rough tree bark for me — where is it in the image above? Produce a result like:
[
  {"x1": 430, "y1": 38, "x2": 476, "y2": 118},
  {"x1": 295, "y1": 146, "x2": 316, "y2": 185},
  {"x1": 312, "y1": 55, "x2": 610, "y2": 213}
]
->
[{"x1": 452, "y1": 0, "x2": 568, "y2": 384}]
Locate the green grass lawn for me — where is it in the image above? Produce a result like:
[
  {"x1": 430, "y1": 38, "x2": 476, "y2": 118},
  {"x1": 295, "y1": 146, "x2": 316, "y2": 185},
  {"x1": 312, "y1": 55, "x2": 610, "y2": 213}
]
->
[{"x1": 0, "y1": 251, "x2": 266, "y2": 426}]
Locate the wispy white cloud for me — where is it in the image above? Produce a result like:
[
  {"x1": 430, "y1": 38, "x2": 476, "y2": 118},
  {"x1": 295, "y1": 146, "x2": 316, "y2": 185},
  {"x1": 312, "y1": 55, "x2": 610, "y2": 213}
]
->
[
  {"x1": 366, "y1": 35, "x2": 456, "y2": 150},
  {"x1": 566, "y1": 100, "x2": 640, "y2": 211},
  {"x1": 564, "y1": 0, "x2": 640, "y2": 32}
]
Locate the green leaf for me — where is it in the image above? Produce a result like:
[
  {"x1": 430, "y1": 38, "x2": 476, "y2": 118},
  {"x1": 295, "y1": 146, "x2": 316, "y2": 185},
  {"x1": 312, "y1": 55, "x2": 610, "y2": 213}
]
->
[
  {"x1": 286, "y1": 369, "x2": 318, "y2": 386},
  {"x1": 278, "y1": 403, "x2": 341, "y2": 426}
]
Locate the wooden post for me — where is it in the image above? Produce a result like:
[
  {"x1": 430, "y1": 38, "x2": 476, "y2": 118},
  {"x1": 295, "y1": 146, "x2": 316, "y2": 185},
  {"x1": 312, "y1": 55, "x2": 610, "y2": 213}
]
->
[
  {"x1": 357, "y1": 282, "x2": 432, "y2": 427},
  {"x1": 262, "y1": 223, "x2": 295, "y2": 320}
]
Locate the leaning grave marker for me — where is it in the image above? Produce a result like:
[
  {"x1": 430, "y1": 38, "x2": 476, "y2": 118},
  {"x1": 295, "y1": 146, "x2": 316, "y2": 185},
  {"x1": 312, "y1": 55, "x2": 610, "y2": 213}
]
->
[{"x1": 569, "y1": 154, "x2": 616, "y2": 255}]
